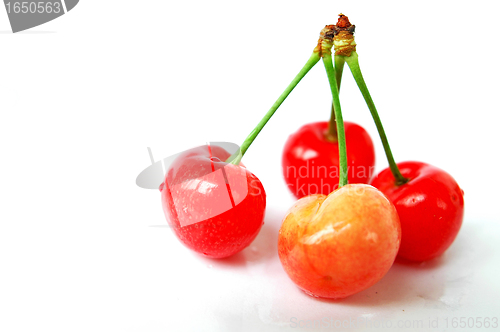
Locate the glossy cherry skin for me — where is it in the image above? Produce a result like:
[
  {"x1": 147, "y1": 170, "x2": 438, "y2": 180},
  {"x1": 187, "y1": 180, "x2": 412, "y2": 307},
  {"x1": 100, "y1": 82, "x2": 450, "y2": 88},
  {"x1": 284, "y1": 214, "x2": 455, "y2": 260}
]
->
[
  {"x1": 160, "y1": 145, "x2": 266, "y2": 258},
  {"x1": 370, "y1": 161, "x2": 464, "y2": 262},
  {"x1": 282, "y1": 121, "x2": 375, "y2": 199},
  {"x1": 278, "y1": 184, "x2": 401, "y2": 299}
]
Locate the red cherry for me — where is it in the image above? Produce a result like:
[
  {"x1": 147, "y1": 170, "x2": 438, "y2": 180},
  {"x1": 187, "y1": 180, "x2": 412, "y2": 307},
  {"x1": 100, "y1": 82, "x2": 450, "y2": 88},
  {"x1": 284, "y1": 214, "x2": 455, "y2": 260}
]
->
[
  {"x1": 370, "y1": 161, "x2": 464, "y2": 262},
  {"x1": 160, "y1": 145, "x2": 266, "y2": 258},
  {"x1": 282, "y1": 121, "x2": 375, "y2": 198}
]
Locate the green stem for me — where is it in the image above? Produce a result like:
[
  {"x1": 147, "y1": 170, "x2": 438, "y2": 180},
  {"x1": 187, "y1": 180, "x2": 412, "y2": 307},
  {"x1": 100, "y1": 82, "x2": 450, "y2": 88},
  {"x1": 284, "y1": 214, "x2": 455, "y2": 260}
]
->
[
  {"x1": 323, "y1": 54, "x2": 348, "y2": 188},
  {"x1": 335, "y1": 55, "x2": 345, "y2": 92},
  {"x1": 327, "y1": 103, "x2": 338, "y2": 141},
  {"x1": 344, "y1": 51, "x2": 408, "y2": 185},
  {"x1": 327, "y1": 56, "x2": 346, "y2": 140},
  {"x1": 228, "y1": 52, "x2": 321, "y2": 165}
]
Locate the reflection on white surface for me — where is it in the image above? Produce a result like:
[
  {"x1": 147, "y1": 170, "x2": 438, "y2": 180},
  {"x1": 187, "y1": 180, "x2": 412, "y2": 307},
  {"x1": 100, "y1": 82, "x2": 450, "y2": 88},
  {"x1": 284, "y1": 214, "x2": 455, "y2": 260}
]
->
[{"x1": 189, "y1": 214, "x2": 499, "y2": 332}]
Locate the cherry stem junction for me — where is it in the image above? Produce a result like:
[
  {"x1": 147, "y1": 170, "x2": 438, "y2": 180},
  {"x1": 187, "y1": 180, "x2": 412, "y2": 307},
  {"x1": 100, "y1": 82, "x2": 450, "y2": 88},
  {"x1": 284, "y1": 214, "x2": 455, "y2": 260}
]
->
[
  {"x1": 342, "y1": 52, "x2": 408, "y2": 185},
  {"x1": 228, "y1": 52, "x2": 321, "y2": 165}
]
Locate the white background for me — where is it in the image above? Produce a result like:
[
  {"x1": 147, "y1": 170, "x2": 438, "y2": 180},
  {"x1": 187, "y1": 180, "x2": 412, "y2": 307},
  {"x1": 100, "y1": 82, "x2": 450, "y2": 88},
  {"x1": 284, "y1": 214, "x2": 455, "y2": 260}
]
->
[{"x1": 1, "y1": 1, "x2": 499, "y2": 331}]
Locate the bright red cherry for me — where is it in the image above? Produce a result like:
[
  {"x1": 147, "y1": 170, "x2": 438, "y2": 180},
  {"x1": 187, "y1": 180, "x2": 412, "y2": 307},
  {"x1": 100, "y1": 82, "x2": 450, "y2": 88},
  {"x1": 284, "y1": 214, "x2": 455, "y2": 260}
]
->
[
  {"x1": 282, "y1": 121, "x2": 375, "y2": 198},
  {"x1": 160, "y1": 145, "x2": 266, "y2": 258},
  {"x1": 370, "y1": 161, "x2": 464, "y2": 262}
]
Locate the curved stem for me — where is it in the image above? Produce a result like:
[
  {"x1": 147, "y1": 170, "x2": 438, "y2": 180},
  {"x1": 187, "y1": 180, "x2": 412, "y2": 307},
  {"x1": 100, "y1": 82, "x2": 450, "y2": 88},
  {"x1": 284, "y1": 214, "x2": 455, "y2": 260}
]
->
[
  {"x1": 344, "y1": 52, "x2": 408, "y2": 185},
  {"x1": 228, "y1": 52, "x2": 321, "y2": 165},
  {"x1": 323, "y1": 54, "x2": 348, "y2": 188},
  {"x1": 327, "y1": 56, "x2": 346, "y2": 140}
]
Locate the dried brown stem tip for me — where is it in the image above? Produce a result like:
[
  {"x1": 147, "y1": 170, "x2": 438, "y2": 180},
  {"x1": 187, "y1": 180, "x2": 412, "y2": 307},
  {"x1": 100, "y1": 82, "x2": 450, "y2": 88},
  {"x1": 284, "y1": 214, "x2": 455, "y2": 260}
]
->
[
  {"x1": 314, "y1": 25, "x2": 335, "y2": 56},
  {"x1": 318, "y1": 25, "x2": 337, "y2": 57},
  {"x1": 333, "y1": 14, "x2": 356, "y2": 57}
]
